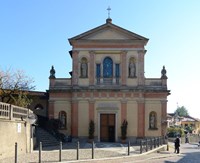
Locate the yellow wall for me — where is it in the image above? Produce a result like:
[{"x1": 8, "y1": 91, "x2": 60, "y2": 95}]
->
[
  {"x1": 127, "y1": 101, "x2": 138, "y2": 136},
  {"x1": 145, "y1": 100, "x2": 162, "y2": 137},
  {"x1": 78, "y1": 101, "x2": 89, "y2": 136},
  {"x1": 54, "y1": 101, "x2": 71, "y2": 135}
]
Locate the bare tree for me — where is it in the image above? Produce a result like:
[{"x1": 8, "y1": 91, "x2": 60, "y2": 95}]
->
[{"x1": 0, "y1": 68, "x2": 35, "y2": 107}]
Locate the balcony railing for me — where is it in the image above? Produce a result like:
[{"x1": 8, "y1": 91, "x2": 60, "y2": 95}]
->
[
  {"x1": 0, "y1": 102, "x2": 31, "y2": 121},
  {"x1": 96, "y1": 77, "x2": 120, "y2": 85}
]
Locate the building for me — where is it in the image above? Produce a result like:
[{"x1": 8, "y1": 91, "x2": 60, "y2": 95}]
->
[
  {"x1": 48, "y1": 18, "x2": 170, "y2": 142},
  {"x1": 167, "y1": 113, "x2": 200, "y2": 134}
]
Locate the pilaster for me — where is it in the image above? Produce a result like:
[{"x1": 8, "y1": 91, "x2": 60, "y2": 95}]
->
[
  {"x1": 48, "y1": 100, "x2": 54, "y2": 119},
  {"x1": 89, "y1": 100, "x2": 95, "y2": 121},
  {"x1": 161, "y1": 100, "x2": 167, "y2": 136},
  {"x1": 137, "y1": 50, "x2": 145, "y2": 86},
  {"x1": 89, "y1": 51, "x2": 95, "y2": 85},
  {"x1": 72, "y1": 51, "x2": 79, "y2": 86},
  {"x1": 121, "y1": 51, "x2": 127, "y2": 86},
  {"x1": 71, "y1": 99, "x2": 78, "y2": 137},
  {"x1": 121, "y1": 100, "x2": 127, "y2": 123}
]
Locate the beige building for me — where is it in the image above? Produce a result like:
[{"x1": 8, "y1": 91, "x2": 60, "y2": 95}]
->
[{"x1": 48, "y1": 18, "x2": 170, "y2": 142}]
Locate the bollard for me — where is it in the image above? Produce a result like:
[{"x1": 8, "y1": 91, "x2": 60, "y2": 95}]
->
[
  {"x1": 140, "y1": 140, "x2": 142, "y2": 154},
  {"x1": 150, "y1": 138, "x2": 153, "y2": 150},
  {"x1": 15, "y1": 142, "x2": 17, "y2": 163},
  {"x1": 92, "y1": 141, "x2": 94, "y2": 159},
  {"x1": 77, "y1": 141, "x2": 79, "y2": 160},
  {"x1": 39, "y1": 142, "x2": 42, "y2": 163},
  {"x1": 59, "y1": 141, "x2": 62, "y2": 162},
  {"x1": 146, "y1": 139, "x2": 148, "y2": 152},
  {"x1": 128, "y1": 141, "x2": 130, "y2": 155},
  {"x1": 166, "y1": 139, "x2": 169, "y2": 151}
]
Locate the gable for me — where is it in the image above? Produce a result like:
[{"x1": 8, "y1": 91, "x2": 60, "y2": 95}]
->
[
  {"x1": 86, "y1": 28, "x2": 129, "y2": 40},
  {"x1": 69, "y1": 21, "x2": 148, "y2": 45}
]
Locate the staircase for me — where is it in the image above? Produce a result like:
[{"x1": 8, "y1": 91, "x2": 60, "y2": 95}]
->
[{"x1": 36, "y1": 127, "x2": 60, "y2": 147}]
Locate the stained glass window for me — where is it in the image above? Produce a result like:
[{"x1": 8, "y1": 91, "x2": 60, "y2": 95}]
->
[{"x1": 103, "y1": 57, "x2": 113, "y2": 78}]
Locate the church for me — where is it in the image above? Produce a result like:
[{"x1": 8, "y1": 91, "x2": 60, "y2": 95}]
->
[{"x1": 47, "y1": 17, "x2": 170, "y2": 142}]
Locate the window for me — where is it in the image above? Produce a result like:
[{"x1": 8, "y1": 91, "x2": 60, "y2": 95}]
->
[
  {"x1": 59, "y1": 111, "x2": 67, "y2": 129},
  {"x1": 103, "y1": 57, "x2": 113, "y2": 78},
  {"x1": 96, "y1": 64, "x2": 101, "y2": 84},
  {"x1": 80, "y1": 57, "x2": 88, "y2": 78},
  {"x1": 149, "y1": 111, "x2": 157, "y2": 129}
]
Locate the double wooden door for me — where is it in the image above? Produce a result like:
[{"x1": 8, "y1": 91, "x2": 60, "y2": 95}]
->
[{"x1": 100, "y1": 114, "x2": 115, "y2": 142}]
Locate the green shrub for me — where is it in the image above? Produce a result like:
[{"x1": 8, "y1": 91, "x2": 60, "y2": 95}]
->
[{"x1": 167, "y1": 127, "x2": 185, "y2": 137}]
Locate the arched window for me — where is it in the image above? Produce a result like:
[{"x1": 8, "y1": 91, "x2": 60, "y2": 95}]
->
[
  {"x1": 59, "y1": 111, "x2": 67, "y2": 129},
  {"x1": 149, "y1": 111, "x2": 157, "y2": 129},
  {"x1": 129, "y1": 57, "x2": 136, "y2": 78},
  {"x1": 80, "y1": 57, "x2": 88, "y2": 78},
  {"x1": 103, "y1": 57, "x2": 113, "y2": 78}
]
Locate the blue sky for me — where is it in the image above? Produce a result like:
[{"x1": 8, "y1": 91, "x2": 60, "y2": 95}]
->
[{"x1": 0, "y1": 1, "x2": 200, "y2": 118}]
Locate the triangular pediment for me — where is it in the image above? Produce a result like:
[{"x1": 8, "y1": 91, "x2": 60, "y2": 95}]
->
[
  {"x1": 69, "y1": 21, "x2": 148, "y2": 44},
  {"x1": 84, "y1": 28, "x2": 135, "y2": 40}
]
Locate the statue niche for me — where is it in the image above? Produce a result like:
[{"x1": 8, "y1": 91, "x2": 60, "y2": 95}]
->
[
  {"x1": 129, "y1": 57, "x2": 136, "y2": 78},
  {"x1": 80, "y1": 57, "x2": 88, "y2": 78}
]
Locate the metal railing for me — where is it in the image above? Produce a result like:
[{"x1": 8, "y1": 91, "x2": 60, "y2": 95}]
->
[
  {"x1": 0, "y1": 102, "x2": 30, "y2": 121},
  {"x1": 140, "y1": 137, "x2": 166, "y2": 154}
]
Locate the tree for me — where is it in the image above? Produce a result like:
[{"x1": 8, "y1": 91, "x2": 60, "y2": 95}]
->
[
  {"x1": 0, "y1": 68, "x2": 35, "y2": 107},
  {"x1": 174, "y1": 106, "x2": 189, "y2": 117}
]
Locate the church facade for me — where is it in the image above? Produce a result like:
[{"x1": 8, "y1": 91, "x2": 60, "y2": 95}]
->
[{"x1": 48, "y1": 18, "x2": 170, "y2": 142}]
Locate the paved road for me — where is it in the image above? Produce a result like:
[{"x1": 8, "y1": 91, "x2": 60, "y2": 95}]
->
[
  {"x1": 142, "y1": 143, "x2": 200, "y2": 163},
  {"x1": 67, "y1": 143, "x2": 200, "y2": 163}
]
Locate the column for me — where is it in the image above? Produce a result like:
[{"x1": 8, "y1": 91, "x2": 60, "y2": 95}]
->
[
  {"x1": 71, "y1": 100, "x2": 78, "y2": 137},
  {"x1": 137, "y1": 100, "x2": 145, "y2": 138}
]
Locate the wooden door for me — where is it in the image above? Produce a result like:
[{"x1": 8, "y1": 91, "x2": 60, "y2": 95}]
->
[{"x1": 100, "y1": 114, "x2": 115, "y2": 142}]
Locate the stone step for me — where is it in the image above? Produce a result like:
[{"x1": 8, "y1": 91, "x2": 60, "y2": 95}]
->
[{"x1": 36, "y1": 127, "x2": 60, "y2": 147}]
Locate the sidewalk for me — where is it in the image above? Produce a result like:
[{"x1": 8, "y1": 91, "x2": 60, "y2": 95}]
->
[{"x1": 0, "y1": 143, "x2": 174, "y2": 163}]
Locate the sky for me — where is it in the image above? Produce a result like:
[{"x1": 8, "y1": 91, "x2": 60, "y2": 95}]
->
[{"x1": 0, "y1": 1, "x2": 200, "y2": 118}]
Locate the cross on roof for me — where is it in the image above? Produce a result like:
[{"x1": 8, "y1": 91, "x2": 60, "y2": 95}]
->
[{"x1": 107, "y1": 6, "x2": 111, "y2": 18}]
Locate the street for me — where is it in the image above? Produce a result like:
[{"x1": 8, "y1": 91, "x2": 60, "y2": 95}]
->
[
  {"x1": 75, "y1": 143, "x2": 200, "y2": 163},
  {"x1": 129, "y1": 143, "x2": 200, "y2": 163}
]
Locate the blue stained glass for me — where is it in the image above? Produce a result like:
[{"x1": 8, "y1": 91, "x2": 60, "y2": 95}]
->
[
  {"x1": 115, "y1": 64, "x2": 120, "y2": 77},
  {"x1": 103, "y1": 57, "x2": 113, "y2": 78},
  {"x1": 96, "y1": 64, "x2": 101, "y2": 77}
]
